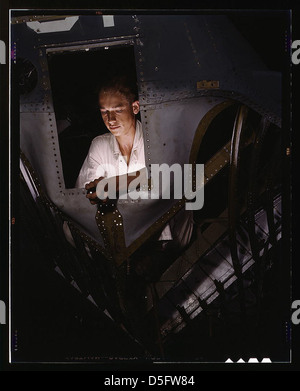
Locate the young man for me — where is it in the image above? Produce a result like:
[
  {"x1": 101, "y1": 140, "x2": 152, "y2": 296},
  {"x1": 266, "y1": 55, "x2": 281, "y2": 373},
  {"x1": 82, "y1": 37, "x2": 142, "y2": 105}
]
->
[
  {"x1": 76, "y1": 75, "x2": 146, "y2": 198},
  {"x1": 76, "y1": 75, "x2": 193, "y2": 278}
]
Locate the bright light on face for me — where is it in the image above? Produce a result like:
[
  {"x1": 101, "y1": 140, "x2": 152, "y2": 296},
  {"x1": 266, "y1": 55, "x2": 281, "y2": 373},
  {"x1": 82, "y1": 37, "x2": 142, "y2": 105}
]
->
[{"x1": 99, "y1": 90, "x2": 139, "y2": 137}]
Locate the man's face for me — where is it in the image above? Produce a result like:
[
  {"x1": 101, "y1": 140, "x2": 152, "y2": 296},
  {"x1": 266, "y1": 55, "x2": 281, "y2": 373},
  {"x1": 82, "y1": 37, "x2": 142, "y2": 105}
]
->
[{"x1": 99, "y1": 89, "x2": 139, "y2": 137}]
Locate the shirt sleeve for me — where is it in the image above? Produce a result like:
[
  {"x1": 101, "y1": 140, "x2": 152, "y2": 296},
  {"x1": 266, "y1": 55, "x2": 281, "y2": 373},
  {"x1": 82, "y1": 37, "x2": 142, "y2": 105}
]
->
[{"x1": 75, "y1": 140, "x2": 106, "y2": 188}]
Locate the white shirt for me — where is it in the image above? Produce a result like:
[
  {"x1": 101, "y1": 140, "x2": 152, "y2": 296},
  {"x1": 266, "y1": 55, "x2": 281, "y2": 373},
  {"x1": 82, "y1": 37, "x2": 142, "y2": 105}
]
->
[
  {"x1": 76, "y1": 120, "x2": 146, "y2": 188},
  {"x1": 75, "y1": 120, "x2": 173, "y2": 241}
]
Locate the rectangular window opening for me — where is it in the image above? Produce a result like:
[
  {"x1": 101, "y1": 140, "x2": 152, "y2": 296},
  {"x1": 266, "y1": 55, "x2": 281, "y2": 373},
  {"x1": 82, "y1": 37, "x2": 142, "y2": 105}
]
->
[{"x1": 47, "y1": 44, "x2": 139, "y2": 189}]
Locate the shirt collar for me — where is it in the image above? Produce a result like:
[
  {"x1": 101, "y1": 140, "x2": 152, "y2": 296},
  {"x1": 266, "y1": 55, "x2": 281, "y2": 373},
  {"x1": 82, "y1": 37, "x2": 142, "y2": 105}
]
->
[{"x1": 111, "y1": 120, "x2": 143, "y2": 157}]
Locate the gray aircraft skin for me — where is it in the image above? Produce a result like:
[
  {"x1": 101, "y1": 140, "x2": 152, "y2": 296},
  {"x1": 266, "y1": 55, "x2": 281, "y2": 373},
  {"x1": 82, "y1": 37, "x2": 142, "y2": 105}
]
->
[{"x1": 13, "y1": 13, "x2": 285, "y2": 356}]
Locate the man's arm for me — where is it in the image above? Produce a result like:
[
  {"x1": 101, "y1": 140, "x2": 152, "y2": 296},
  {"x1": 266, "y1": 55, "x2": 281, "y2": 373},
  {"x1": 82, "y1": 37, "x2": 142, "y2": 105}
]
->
[
  {"x1": 75, "y1": 138, "x2": 106, "y2": 189},
  {"x1": 85, "y1": 167, "x2": 148, "y2": 205}
]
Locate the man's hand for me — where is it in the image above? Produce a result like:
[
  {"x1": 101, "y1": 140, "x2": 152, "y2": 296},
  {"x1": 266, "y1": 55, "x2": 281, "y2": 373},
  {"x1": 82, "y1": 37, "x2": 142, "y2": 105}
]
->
[
  {"x1": 85, "y1": 177, "x2": 105, "y2": 205},
  {"x1": 84, "y1": 168, "x2": 147, "y2": 205}
]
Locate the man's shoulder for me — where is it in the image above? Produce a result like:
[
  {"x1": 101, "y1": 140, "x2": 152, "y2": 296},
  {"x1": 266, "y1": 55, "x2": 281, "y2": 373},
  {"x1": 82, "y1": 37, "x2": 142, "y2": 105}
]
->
[
  {"x1": 90, "y1": 132, "x2": 112, "y2": 148},
  {"x1": 92, "y1": 132, "x2": 111, "y2": 142}
]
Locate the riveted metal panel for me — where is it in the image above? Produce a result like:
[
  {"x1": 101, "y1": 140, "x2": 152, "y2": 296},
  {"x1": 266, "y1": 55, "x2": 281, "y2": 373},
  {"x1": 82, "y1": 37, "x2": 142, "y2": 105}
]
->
[{"x1": 15, "y1": 13, "x2": 283, "y2": 252}]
